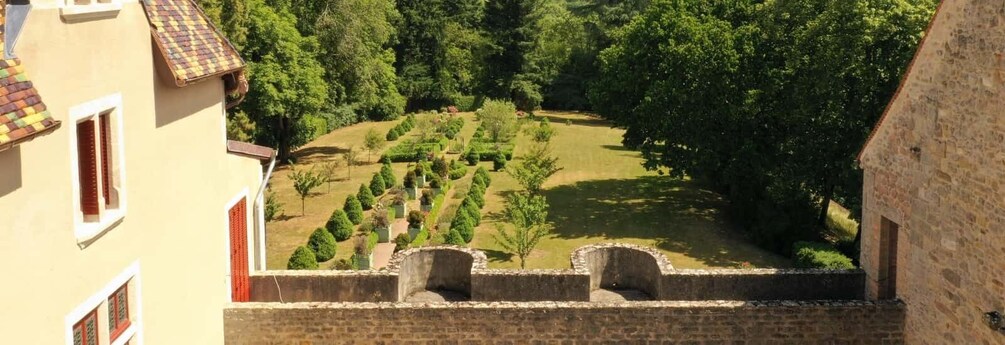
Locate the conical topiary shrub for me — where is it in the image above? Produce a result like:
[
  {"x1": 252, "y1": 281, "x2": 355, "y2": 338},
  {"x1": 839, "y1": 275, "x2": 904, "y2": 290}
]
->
[
  {"x1": 475, "y1": 166, "x2": 491, "y2": 187},
  {"x1": 308, "y1": 227, "x2": 337, "y2": 262},
  {"x1": 326, "y1": 209, "x2": 354, "y2": 241},
  {"x1": 380, "y1": 164, "x2": 396, "y2": 188},
  {"x1": 287, "y1": 246, "x2": 319, "y2": 270},
  {"x1": 344, "y1": 194, "x2": 364, "y2": 225},
  {"x1": 451, "y1": 209, "x2": 475, "y2": 243},
  {"x1": 462, "y1": 197, "x2": 481, "y2": 226},
  {"x1": 358, "y1": 184, "x2": 375, "y2": 210},
  {"x1": 444, "y1": 229, "x2": 466, "y2": 246},
  {"x1": 370, "y1": 173, "x2": 386, "y2": 196}
]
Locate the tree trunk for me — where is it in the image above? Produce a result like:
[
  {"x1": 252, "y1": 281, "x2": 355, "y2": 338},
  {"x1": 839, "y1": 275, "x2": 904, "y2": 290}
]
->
[
  {"x1": 301, "y1": 197, "x2": 306, "y2": 216},
  {"x1": 277, "y1": 117, "x2": 291, "y2": 163},
  {"x1": 817, "y1": 182, "x2": 835, "y2": 226}
]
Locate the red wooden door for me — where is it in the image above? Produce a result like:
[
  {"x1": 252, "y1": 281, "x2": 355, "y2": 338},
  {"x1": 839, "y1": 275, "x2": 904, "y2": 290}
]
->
[{"x1": 229, "y1": 199, "x2": 250, "y2": 302}]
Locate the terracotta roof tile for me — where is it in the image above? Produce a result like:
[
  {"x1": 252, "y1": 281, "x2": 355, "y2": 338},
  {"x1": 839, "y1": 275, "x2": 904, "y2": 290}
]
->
[
  {"x1": 142, "y1": 0, "x2": 245, "y2": 87},
  {"x1": 227, "y1": 140, "x2": 275, "y2": 161},
  {"x1": 0, "y1": 3, "x2": 59, "y2": 151}
]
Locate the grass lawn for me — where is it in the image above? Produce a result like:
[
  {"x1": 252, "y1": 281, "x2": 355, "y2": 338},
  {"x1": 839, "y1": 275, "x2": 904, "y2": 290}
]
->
[{"x1": 265, "y1": 110, "x2": 793, "y2": 270}]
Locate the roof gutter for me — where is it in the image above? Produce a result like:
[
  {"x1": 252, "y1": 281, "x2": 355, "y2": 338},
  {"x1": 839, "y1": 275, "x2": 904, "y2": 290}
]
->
[{"x1": 253, "y1": 150, "x2": 276, "y2": 271}]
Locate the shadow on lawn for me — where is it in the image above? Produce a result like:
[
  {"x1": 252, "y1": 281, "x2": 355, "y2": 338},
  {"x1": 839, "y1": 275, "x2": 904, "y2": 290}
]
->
[
  {"x1": 541, "y1": 176, "x2": 786, "y2": 268},
  {"x1": 482, "y1": 248, "x2": 514, "y2": 263},
  {"x1": 538, "y1": 114, "x2": 613, "y2": 129},
  {"x1": 295, "y1": 145, "x2": 349, "y2": 163}
]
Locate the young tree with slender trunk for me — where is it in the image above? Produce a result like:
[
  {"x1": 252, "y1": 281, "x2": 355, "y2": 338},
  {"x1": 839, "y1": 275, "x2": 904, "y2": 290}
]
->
[
  {"x1": 507, "y1": 143, "x2": 562, "y2": 194},
  {"x1": 342, "y1": 146, "x2": 360, "y2": 179},
  {"x1": 493, "y1": 192, "x2": 552, "y2": 269},
  {"x1": 363, "y1": 128, "x2": 386, "y2": 163},
  {"x1": 289, "y1": 165, "x2": 324, "y2": 215},
  {"x1": 320, "y1": 160, "x2": 341, "y2": 193}
]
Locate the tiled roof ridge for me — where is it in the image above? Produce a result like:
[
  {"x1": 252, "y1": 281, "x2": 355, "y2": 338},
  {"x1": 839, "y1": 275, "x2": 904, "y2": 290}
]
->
[{"x1": 227, "y1": 140, "x2": 275, "y2": 161}]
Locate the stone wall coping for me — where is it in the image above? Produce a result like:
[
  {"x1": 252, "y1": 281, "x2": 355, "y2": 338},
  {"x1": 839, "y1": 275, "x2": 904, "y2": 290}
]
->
[
  {"x1": 472, "y1": 269, "x2": 583, "y2": 276},
  {"x1": 671, "y1": 268, "x2": 865, "y2": 275},
  {"x1": 570, "y1": 243, "x2": 675, "y2": 274},
  {"x1": 252, "y1": 270, "x2": 397, "y2": 277},
  {"x1": 227, "y1": 299, "x2": 904, "y2": 310},
  {"x1": 385, "y1": 245, "x2": 488, "y2": 272}
]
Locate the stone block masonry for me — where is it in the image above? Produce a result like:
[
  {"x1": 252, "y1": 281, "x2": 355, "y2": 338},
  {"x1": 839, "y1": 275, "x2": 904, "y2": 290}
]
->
[{"x1": 223, "y1": 300, "x2": 906, "y2": 344}]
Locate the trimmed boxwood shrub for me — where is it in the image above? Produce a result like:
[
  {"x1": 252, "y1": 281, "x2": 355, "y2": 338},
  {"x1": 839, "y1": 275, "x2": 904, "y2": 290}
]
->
[
  {"x1": 420, "y1": 190, "x2": 434, "y2": 206},
  {"x1": 450, "y1": 210, "x2": 475, "y2": 243},
  {"x1": 386, "y1": 128, "x2": 400, "y2": 141},
  {"x1": 287, "y1": 246, "x2": 319, "y2": 270},
  {"x1": 407, "y1": 210, "x2": 425, "y2": 229},
  {"x1": 444, "y1": 229, "x2": 466, "y2": 246},
  {"x1": 466, "y1": 151, "x2": 480, "y2": 166},
  {"x1": 429, "y1": 174, "x2": 442, "y2": 189},
  {"x1": 369, "y1": 173, "x2": 386, "y2": 196},
  {"x1": 404, "y1": 171, "x2": 417, "y2": 188},
  {"x1": 493, "y1": 155, "x2": 506, "y2": 171},
  {"x1": 357, "y1": 184, "x2": 375, "y2": 210},
  {"x1": 475, "y1": 166, "x2": 491, "y2": 187},
  {"x1": 380, "y1": 164, "x2": 396, "y2": 188},
  {"x1": 461, "y1": 197, "x2": 481, "y2": 226},
  {"x1": 468, "y1": 184, "x2": 485, "y2": 208},
  {"x1": 394, "y1": 233, "x2": 412, "y2": 253},
  {"x1": 326, "y1": 209, "x2": 354, "y2": 241},
  {"x1": 793, "y1": 242, "x2": 854, "y2": 269},
  {"x1": 343, "y1": 194, "x2": 364, "y2": 225},
  {"x1": 472, "y1": 173, "x2": 487, "y2": 190},
  {"x1": 307, "y1": 227, "x2": 337, "y2": 262}
]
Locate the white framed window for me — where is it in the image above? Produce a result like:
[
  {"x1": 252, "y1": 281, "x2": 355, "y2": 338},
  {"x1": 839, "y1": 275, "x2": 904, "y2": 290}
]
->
[
  {"x1": 65, "y1": 261, "x2": 144, "y2": 345},
  {"x1": 60, "y1": 0, "x2": 122, "y2": 21},
  {"x1": 70, "y1": 93, "x2": 127, "y2": 244}
]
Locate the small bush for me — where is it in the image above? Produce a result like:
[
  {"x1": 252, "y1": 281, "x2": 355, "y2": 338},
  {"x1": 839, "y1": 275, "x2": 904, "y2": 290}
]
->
[
  {"x1": 462, "y1": 197, "x2": 481, "y2": 226},
  {"x1": 308, "y1": 228, "x2": 337, "y2": 262},
  {"x1": 343, "y1": 195, "x2": 364, "y2": 225},
  {"x1": 475, "y1": 166, "x2": 491, "y2": 186},
  {"x1": 357, "y1": 184, "x2": 376, "y2": 210},
  {"x1": 265, "y1": 190, "x2": 283, "y2": 221},
  {"x1": 444, "y1": 229, "x2": 466, "y2": 246},
  {"x1": 420, "y1": 190, "x2": 434, "y2": 206},
  {"x1": 407, "y1": 210, "x2": 425, "y2": 229},
  {"x1": 370, "y1": 173, "x2": 386, "y2": 196},
  {"x1": 326, "y1": 209, "x2": 354, "y2": 241},
  {"x1": 468, "y1": 184, "x2": 485, "y2": 208},
  {"x1": 358, "y1": 220, "x2": 374, "y2": 234},
  {"x1": 432, "y1": 156, "x2": 449, "y2": 178},
  {"x1": 394, "y1": 233, "x2": 412, "y2": 252},
  {"x1": 404, "y1": 171, "x2": 417, "y2": 188},
  {"x1": 493, "y1": 155, "x2": 507, "y2": 171},
  {"x1": 331, "y1": 258, "x2": 355, "y2": 270},
  {"x1": 472, "y1": 173, "x2": 487, "y2": 190},
  {"x1": 372, "y1": 211, "x2": 391, "y2": 229},
  {"x1": 287, "y1": 246, "x2": 318, "y2": 270},
  {"x1": 466, "y1": 151, "x2": 480, "y2": 166},
  {"x1": 451, "y1": 210, "x2": 475, "y2": 243},
  {"x1": 380, "y1": 164, "x2": 396, "y2": 188},
  {"x1": 792, "y1": 242, "x2": 855, "y2": 269},
  {"x1": 414, "y1": 162, "x2": 426, "y2": 177},
  {"x1": 386, "y1": 128, "x2": 400, "y2": 141},
  {"x1": 429, "y1": 175, "x2": 442, "y2": 189}
]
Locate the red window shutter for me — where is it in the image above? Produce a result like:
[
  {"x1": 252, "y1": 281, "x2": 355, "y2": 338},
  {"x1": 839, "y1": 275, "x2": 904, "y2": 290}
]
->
[
  {"x1": 77, "y1": 120, "x2": 100, "y2": 216},
  {"x1": 99, "y1": 113, "x2": 112, "y2": 206},
  {"x1": 229, "y1": 199, "x2": 250, "y2": 302},
  {"x1": 73, "y1": 309, "x2": 99, "y2": 345}
]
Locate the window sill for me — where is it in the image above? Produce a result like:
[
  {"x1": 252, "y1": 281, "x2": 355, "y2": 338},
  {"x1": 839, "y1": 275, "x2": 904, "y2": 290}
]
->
[
  {"x1": 109, "y1": 321, "x2": 136, "y2": 345},
  {"x1": 60, "y1": 3, "x2": 122, "y2": 22},
  {"x1": 75, "y1": 210, "x2": 125, "y2": 244}
]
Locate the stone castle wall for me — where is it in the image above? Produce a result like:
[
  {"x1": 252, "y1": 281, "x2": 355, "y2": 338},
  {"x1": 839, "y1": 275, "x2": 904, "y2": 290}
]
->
[
  {"x1": 223, "y1": 300, "x2": 905, "y2": 344},
  {"x1": 858, "y1": 0, "x2": 1005, "y2": 343}
]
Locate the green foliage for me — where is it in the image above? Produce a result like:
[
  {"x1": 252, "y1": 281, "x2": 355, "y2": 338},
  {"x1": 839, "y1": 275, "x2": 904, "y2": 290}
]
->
[
  {"x1": 449, "y1": 159, "x2": 468, "y2": 180},
  {"x1": 532, "y1": 117, "x2": 555, "y2": 143},
  {"x1": 364, "y1": 128, "x2": 387, "y2": 162},
  {"x1": 452, "y1": 95, "x2": 479, "y2": 112},
  {"x1": 313, "y1": 0, "x2": 404, "y2": 121},
  {"x1": 493, "y1": 154, "x2": 507, "y2": 171},
  {"x1": 461, "y1": 197, "x2": 481, "y2": 226},
  {"x1": 357, "y1": 184, "x2": 376, "y2": 210},
  {"x1": 478, "y1": 99, "x2": 518, "y2": 142},
  {"x1": 590, "y1": 0, "x2": 933, "y2": 253},
  {"x1": 467, "y1": 183, "x2": 485, "y2": 208},
  {"x1": 240, "y1": 0, "x2": 328, "y2": 162},
  {"x1": 507, "y1": 144, "x2": 562, "y2": 194},
  {"x1": 441, "y1": 117, "x2": 465, "y2": 139},
  {"x1": 287, "y1": 245, "x2": 319, "y2": 270},
  {"x1": 380, "y1": 163, "x2": 396, "y2": 188},
  {"x1": 386, "y1": 128, "x2": 400, "y2": 141},
  {"x1": 420, "y1": 190, "x2": 434, "y2": 206},
  {"x1": 444, "y1": 229, "x2": 466, "y2": 246},
  {"x1": 511, "y1": 79, "x2": 542, "y2": 112},
  {"x1": 343, "y1": 194, "x2": 364, "y2": 225},
  {"x1": 264, "y1": 190, "x2": 283, "y2": 222},
  {"x1": 381, "y1": 139, "x2": 445, "y2": 162},
  {"x1": 326, "y1": 209, "x2": 354, "y2": 241},
  {"x1": 288, "y1": 165, "x2": 324, "y2": 215},
  {"x1": 407, "y1": 210, "x2": 425, "y2": 229},
  {"x1": 369, "y1": 173, "x2": 387, "y2": 196},
  {"x1": 226, "y1": 111, "x2": 256, "y2": 142},
  {"x1": 428, "y1": 174, "x2": 443, "y2": 189},
  {"x1": 475, "y1": 166, "x2": 492, "y2": 187},
  {"x1": 307, "y1": 227, "x2": 337, "y2": 262},
  {"x1": 404, "y1": 170, "x2": 417, "y2": 188},
  {"x1": 793, "y1": 242, "x2": 855, "y2": 269},
  {"x1": 450, "y1": 208, "x2": 475, "y2": 243},
  {"x1": 472, "y1": 173, "x2": 488, "y2": 190},
  {"x1": 466, "y1": 151, "x2": 480, "y2": 166},
  {"x1": 394, "y1": 233, "x2": 412, "y2": 252},
  {"x1": 432, "y1": 156, "x2": 449, "y2": 178},
  {"x1": 493, "y1": 192, "x2": 551, "y2": 269}
]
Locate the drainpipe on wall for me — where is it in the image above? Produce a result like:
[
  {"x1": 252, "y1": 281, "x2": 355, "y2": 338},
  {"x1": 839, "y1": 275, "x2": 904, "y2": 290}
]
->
[{"x1": 253, "y1": 152, "x2": 277, "y2": 271}]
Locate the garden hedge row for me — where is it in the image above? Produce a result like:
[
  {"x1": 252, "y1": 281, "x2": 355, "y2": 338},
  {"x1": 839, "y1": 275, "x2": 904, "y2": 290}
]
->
[{"x1": 792, "y1": 241, "x2": 855, "y2": 269}]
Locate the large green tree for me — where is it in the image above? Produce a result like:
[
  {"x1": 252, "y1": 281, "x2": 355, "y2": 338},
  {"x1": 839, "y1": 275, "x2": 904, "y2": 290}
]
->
[
  {"x1": 591, "y1": 0, "x2": 932, "y2": 253},
  {"x1": 240, "y1": 0, "x2": 328, "y2": 162}
]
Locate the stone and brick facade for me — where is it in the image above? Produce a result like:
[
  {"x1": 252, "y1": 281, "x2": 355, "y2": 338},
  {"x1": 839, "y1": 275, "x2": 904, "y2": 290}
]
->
[{"x1": 859, "y1": 0, "x2": 1005, "y2": 343}]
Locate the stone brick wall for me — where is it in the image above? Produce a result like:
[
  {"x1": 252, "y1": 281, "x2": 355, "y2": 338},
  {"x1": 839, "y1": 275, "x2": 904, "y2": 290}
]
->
[
  {"x1": 223, "y1": 300, "x2": 905, "y2": 344},
  {"x1": 470, "y1": 270, "x2": 590, "y2": 301},
  {"x1": 249, "y1": 271, "x2": 398, "y2": 303},
  {"x1": 858, "y1": 0, "x2": 1005, "y2": 343},
  {"x1": 665, "y1": 269, "x2": 865, "y2": 300}
]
